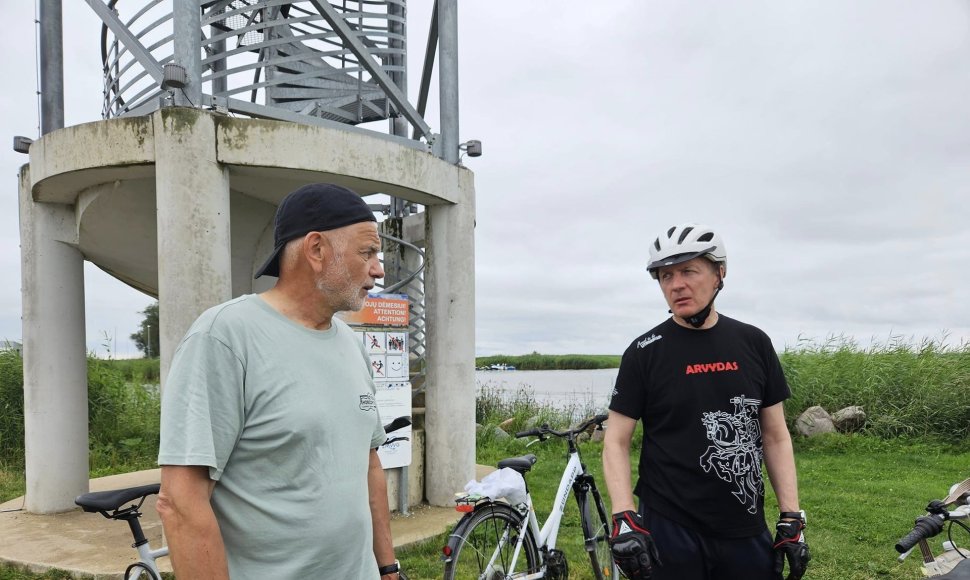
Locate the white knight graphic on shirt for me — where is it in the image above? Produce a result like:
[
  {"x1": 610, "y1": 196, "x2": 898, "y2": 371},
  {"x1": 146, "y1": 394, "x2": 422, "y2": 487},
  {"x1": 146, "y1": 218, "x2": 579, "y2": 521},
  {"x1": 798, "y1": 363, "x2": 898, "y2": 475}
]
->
[{"x1": 699, "y1": 396, "x2": 764, "y2": 514}]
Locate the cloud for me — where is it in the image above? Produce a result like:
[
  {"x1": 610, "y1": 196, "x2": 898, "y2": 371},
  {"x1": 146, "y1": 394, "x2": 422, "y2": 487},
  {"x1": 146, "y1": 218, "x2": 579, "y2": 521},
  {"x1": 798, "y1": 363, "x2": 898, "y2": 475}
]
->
[{"x1": 3, "y1": 1, "x2": 970, "y2": 358}]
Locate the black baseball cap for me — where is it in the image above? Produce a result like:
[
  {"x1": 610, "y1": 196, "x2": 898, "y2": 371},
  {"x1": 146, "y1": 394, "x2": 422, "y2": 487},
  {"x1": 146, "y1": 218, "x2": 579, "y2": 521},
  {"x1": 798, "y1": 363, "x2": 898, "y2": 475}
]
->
[{"x1": 254, "y1": 183, "x2": 376, "y2": 278}]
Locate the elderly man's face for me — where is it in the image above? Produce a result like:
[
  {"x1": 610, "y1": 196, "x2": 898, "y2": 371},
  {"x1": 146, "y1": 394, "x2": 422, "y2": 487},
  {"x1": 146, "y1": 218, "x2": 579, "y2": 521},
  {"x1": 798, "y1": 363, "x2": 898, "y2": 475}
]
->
[
  {"x1": 657, "y1": 257, "x2": 722, "y2": 321},
  {"x1": 316, "y1": 221, "x2": 384, "y2": 312}
]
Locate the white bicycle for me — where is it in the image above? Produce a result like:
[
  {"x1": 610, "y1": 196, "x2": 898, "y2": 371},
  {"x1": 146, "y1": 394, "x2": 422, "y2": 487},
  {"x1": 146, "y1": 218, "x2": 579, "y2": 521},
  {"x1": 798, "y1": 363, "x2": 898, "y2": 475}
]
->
[
  {"x1": 75, "y1": 483, "x2": 169, "y2": 579},
  {"x1": 442, "y1": 414, "x2": 618, "y2": 580},
  {"x1": 896, "y1": 477, "x2": 970, "y2": 579}
]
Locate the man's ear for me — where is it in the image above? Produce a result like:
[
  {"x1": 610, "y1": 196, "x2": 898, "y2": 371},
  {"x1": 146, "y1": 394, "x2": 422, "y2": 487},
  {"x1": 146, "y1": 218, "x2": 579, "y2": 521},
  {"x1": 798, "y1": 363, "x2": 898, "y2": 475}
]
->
[{"x1": 303, "y1": 232, "x2": 329, "y2": 272}]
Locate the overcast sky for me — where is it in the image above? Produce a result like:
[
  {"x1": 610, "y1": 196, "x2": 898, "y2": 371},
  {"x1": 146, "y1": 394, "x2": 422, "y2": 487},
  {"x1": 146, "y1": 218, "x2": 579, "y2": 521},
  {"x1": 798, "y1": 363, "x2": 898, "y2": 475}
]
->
[{"x1": 2, "y1": 1, "x2": 969, "y2": 358}]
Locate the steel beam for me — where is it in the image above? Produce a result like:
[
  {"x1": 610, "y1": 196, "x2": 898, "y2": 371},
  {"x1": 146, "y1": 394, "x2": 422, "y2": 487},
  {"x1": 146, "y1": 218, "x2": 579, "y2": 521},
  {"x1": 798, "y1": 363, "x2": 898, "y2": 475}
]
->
[
  {"x1": 437, "y1": 0, "x2": 459, "y2": 164},
  {"x1": 413, "y1": 0, "x2": 438, "y2": 140},
  {"x1": 308, "y1": 0, "x2": 433, "y2": 141},
  {"x1": 84, "y1": 0, "x2": 164, "y2": 84},
  {"x1": 39, "y1": 0, "x2": 64, "y2": 134}
]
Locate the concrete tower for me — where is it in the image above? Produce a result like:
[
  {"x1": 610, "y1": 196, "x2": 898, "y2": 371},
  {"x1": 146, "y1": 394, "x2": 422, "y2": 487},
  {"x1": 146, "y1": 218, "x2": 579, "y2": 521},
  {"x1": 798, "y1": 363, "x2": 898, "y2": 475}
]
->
[{"x1": 19, "y1": 0, "x2": 474, "y2": 513}]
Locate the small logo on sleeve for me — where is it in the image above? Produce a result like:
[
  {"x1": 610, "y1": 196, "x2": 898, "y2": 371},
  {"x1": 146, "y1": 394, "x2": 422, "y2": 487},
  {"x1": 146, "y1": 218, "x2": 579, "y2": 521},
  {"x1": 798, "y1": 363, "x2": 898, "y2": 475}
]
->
[
  {"x1": 637, "y1": 334, "x2": 662, "y2": 348},
  {"x1": 359, "y1": 394, "x2": 377, "y2": 411}
]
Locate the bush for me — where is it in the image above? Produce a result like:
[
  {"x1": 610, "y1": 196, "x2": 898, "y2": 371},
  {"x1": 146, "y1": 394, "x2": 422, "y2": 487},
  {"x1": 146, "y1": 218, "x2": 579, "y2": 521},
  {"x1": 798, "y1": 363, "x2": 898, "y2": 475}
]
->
[
  {"x1": 0, "y1": 353, "x2": 160, "y2": 468},
  {"x1": 88, "y1": 358, "x2": 160, "y2": 466},
  {"x1": 781, "y1": 336, "x2": 970, "y2": 440},
  {"x1": 0, "y1": 350, "x2": 24, "y2": 465}
]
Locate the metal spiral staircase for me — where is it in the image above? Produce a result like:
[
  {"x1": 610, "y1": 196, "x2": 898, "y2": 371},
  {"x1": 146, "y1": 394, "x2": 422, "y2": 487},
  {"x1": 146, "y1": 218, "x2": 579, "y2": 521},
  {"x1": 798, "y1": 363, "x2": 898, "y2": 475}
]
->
[
  {"x1": 96, "y1": 0, "x2": 430, "y2": 392},
  {"x1": 99, "y1": 0, "x2": 409, "y2": 130}
]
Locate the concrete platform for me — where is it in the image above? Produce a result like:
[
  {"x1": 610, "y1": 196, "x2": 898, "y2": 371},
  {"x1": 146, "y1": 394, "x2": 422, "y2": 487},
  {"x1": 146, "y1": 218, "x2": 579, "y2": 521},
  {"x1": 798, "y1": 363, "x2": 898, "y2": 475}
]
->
[{"x1": 0, "y1": 466, "x2": 494, "y2": 579}]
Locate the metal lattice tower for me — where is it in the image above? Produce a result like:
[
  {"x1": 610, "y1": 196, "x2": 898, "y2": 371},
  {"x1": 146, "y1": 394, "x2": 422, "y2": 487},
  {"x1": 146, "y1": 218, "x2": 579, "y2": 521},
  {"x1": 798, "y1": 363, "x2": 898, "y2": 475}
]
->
[
  {"x1": 99, "y1": 1, "x2": 419, "y2": 131},
  {"x1": 20, "y1": 0, "x2": 474, "y2": 514},
  {"x1": 92, "y1": 0, "x2": 436, "y2": 385}
]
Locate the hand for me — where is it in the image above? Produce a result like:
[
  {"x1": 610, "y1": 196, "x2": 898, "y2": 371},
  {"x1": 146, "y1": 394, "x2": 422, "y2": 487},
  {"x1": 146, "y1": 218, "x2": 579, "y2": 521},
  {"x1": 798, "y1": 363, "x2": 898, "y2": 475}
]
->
[
  {"x1": 773, "y1": 517, "x2": 811, "y2": 580},
  {"x1": 609, "y1": 510, "x2": 661, "y2": 579}
]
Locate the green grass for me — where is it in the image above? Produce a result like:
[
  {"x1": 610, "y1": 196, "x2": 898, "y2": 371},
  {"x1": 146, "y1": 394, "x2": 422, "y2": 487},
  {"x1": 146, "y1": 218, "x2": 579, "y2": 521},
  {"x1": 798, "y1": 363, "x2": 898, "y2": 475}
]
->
[
  {"x1": 395, "y1": 434, "x2": 970, "y2": 580},
  {"x1": 2, "y1": 344, "x2": 970, "y2": 578},
  {"x1": 0, "y1": 568, "x2": 78, "y2": 580}
]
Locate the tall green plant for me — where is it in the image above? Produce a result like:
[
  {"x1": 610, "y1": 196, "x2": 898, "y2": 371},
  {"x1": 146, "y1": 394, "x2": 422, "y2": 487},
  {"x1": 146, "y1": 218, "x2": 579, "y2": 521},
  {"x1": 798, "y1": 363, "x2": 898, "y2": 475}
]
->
[
  {"x1": 0, "y1": 350, "x2": 25, "y2": 466},
  {"x1": 781, "y1": 335, "x2": 970, "y2": 440},
  {"x1": 87, "y1": 358, "x2": 161, "y2": 467}
]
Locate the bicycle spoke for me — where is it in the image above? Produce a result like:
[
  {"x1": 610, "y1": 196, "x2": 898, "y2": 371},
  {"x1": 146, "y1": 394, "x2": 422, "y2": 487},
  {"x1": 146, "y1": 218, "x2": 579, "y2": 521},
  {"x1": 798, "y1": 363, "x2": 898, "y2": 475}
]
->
[{"x1": 444, "y1": 504, "x2": 540, "y2": 580}]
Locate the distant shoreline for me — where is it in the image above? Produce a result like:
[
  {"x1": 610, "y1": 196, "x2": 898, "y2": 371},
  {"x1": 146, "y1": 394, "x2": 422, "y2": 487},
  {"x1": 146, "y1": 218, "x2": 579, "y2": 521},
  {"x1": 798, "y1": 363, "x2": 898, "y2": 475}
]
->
[{"x1": 474, "y1": 353, "x2": 620, "y2": 371}]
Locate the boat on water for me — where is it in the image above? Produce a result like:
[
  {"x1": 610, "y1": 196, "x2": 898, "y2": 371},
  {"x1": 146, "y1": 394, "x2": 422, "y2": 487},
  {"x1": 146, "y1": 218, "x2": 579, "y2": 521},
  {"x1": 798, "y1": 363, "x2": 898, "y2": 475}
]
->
[{"x1": 476, "y1": 363, "x2": 517, "y2": 371}]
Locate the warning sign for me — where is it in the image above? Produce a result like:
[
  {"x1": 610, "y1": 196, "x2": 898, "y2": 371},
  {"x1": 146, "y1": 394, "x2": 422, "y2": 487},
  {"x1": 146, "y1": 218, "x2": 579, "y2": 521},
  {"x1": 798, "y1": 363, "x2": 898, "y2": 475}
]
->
[{"x1": 339, "y1": 293, "x2": 409, "y2": 327}]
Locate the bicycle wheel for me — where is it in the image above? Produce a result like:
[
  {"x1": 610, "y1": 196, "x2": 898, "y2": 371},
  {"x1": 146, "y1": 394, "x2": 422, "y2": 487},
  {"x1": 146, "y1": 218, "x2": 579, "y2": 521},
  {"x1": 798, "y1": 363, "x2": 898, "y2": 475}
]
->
[
  {"x1": 443, "y1": 502, "x2": 541, "y2": 580},
  {"x1": 578, "y1": 486, "x2": 618, "y2": 579},
  {"x1": 124, "y1": 562, "x2": 159, "y2": 580}
]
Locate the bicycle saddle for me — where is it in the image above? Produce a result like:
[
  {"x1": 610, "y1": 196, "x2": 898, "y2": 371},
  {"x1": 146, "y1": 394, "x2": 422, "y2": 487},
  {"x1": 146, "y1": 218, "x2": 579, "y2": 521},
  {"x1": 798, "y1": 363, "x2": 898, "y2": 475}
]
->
[
  {"x1": 75, "y1": 483, "x2": 161, "y2": 513},
  {"x1": 497, "y1": 454, "x2": 537, "y2": 474}
]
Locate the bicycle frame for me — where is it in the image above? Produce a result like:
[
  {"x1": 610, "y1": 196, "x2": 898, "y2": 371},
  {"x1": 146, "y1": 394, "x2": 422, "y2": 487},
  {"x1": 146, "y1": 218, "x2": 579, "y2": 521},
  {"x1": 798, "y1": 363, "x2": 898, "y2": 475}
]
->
[
  {"x1": 492, "y1": 449, "x2": 586, "y2": 578},
  {"x1": 132, "y1": 543, "x2": 169, "y2": 579}
]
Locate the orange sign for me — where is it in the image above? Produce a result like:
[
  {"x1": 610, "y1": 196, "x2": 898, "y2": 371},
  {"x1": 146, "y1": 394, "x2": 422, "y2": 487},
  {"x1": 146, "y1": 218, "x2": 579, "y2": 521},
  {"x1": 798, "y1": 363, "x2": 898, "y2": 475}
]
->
[{"x1": 339, "y1": 293, "x2": 409, "y2": 327}]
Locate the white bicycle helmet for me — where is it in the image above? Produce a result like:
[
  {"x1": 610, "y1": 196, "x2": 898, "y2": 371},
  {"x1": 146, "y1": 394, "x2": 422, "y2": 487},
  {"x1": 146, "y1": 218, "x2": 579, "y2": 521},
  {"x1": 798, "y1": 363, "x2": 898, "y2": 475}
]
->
[{"x1": 646, "y1": 223, "x2": 727, "y2": 279}]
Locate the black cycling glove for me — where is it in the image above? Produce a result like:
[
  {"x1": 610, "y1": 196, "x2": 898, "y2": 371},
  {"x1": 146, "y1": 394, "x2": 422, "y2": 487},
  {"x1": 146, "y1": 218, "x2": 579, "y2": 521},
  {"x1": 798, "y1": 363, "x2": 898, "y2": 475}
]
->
[
  {"x1": 609, "y1": 510, "x2": 661, "y2": 579},
  {"x1": 773, "y1": 515, "x2": 811, "y2": 580}
]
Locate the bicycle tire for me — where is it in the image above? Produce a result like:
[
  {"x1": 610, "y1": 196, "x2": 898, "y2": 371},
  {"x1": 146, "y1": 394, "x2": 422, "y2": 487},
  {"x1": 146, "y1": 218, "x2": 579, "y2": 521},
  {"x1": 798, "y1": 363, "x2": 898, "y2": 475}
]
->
[
  {"x1": 578, "y1": 485, "x2": 618, "y2": 579},
  {"x1": 443, "y1": 502, "x2": 541, "y2": 580},
  {"x1": 124, "y1": 562, "x2": 159, "y2": 580}
]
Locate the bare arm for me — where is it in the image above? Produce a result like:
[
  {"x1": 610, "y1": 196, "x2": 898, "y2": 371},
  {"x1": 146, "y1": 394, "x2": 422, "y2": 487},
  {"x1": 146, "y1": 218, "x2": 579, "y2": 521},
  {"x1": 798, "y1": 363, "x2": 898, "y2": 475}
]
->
[
  {"x1": 761, "y1": 402, "x2": 801, "y2": 514},
  {"x1": 368, "y1": 449, "x2": 399, "y2": 579},
  {"x1": 602, "y1": 410, "x2": 639, "y2": 513},
  {"x1": 156, "y1": 465, "x2": 229, "y2": 580}
]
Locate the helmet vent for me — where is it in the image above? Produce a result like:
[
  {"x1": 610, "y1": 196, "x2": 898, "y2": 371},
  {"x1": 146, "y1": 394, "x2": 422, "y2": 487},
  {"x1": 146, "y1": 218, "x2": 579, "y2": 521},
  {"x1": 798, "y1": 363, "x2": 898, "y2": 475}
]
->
[
  {"x1": 653, "y1": 238, "x2": 661, "y2": 251},
  {"x1": 677, "y1": 227, "x2": 694, "y2": 244},
  {"x1": 697, "y1": 232, "x2": 714, "y2": 242},
  {"x1": 666, "y1": 227, "x2": 676, "y2": 238}
]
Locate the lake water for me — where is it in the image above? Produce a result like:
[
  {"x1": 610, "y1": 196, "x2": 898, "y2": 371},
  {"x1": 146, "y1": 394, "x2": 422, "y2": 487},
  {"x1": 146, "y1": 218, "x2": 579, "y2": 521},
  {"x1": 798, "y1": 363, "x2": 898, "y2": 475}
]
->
[{"x1": 475, "y1": 368, "x2": 619, "y2": 410}]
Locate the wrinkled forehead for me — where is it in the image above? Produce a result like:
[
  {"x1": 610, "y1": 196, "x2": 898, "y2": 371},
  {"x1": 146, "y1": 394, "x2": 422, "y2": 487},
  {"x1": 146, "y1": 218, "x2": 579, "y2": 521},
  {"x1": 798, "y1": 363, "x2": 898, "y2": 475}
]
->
[{"x1": 336, "y1": 220, "x2": 381, "y2": 244}]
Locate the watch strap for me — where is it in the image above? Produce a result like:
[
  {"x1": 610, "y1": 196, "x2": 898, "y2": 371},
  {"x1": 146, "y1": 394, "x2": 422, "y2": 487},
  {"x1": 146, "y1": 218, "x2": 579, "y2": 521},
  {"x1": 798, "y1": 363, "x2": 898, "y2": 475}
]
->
[{"x1": 378, "y1": 560, "x2": 400, "y2": 575}]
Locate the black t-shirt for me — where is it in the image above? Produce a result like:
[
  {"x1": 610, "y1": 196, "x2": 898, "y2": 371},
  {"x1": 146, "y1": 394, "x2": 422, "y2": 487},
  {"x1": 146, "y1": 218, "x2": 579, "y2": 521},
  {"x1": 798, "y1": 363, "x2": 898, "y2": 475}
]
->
[{"x1": 609, "y1": 314, "x2": 790, "y2": 538}]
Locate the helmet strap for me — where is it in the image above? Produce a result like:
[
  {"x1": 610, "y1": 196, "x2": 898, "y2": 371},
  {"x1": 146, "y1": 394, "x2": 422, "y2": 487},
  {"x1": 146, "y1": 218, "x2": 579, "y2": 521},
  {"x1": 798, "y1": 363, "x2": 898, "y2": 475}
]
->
[{"x1": 681, "y1": 274, "x2": 724, "y2": 328}]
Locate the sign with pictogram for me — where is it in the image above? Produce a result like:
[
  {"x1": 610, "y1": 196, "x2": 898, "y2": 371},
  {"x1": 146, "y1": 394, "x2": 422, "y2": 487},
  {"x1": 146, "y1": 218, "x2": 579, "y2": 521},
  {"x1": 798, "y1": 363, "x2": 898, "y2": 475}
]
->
[{"x1": 339, "y1": 293, "x2": 412, "y2": 468}]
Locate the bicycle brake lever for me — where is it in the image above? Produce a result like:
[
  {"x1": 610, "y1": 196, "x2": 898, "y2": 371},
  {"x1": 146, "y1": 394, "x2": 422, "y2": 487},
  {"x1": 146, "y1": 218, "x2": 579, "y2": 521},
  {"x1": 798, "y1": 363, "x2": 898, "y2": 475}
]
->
[{"x1": 525, "y1": 438, "x2": 541, "y2": 448}]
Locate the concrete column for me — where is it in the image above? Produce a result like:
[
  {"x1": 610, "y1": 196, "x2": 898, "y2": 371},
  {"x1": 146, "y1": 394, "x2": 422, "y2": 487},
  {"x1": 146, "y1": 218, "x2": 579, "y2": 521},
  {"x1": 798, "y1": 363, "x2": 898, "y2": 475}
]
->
[
  {"x1": 423, "y1": 173, "x2": 475, "y2": 506},
  {"x1": 154, "y1": 109, "x2": 231, "y2": 387},
  {"x1": 18, "y1": 168, "x2": 89, "y2": 513}
]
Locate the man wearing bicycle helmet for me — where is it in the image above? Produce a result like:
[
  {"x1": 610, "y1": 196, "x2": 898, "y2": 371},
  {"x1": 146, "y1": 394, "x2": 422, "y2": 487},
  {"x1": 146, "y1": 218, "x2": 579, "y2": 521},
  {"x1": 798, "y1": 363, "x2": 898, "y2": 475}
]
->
[{"x1": 602, "y1": 224, "x2": 810, "y2": 580}]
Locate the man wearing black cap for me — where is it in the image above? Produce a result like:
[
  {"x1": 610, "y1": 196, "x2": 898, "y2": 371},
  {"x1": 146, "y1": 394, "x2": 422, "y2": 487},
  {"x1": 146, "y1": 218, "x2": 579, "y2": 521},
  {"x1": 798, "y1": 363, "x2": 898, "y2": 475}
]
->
[{"x1": 157, "y1": 183, "x2": 402, "y2": 579}]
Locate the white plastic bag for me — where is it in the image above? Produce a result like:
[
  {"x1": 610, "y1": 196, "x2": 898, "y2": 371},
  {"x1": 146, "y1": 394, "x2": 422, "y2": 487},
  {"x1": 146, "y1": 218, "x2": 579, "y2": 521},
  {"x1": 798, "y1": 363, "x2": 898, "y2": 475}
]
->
[{"x1": 464, "y1": 467, "x2": 528, "y2": 505}]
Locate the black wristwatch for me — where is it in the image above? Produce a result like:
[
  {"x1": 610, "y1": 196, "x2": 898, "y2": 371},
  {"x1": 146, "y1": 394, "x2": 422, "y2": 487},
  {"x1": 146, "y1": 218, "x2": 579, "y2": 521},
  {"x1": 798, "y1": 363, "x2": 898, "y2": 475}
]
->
[{"x1": 378, "y1": 560, "x2": 400, "y2": 576}]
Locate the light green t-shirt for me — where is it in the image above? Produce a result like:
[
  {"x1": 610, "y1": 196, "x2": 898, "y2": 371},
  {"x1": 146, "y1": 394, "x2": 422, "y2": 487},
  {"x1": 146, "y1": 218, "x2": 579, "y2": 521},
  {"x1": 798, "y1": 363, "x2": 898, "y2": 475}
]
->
[{"x1": 158, "y1": 294, "x2": 386, "y2": 579}]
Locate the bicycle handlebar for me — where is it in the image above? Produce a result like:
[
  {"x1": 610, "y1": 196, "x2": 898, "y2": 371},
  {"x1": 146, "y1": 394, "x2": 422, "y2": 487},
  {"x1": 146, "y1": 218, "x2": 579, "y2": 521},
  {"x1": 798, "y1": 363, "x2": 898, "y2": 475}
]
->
[
  {"x1": 895, "y1": 513, "x2": 946, "y2": 553},
  {"x1": 514, "y1": 414, "x2": 609, "y2": 440}
]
